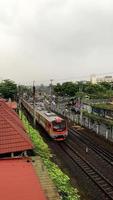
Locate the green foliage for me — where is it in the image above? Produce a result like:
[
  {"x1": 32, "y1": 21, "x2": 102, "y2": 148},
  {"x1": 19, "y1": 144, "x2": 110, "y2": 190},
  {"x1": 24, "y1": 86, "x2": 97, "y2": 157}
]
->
[
  {"x1": 53, "y1": 81, "x2": 113, "y2": 99},
  {"x1": 84, "y1": 83, "x2": 104, "y2": 94},
  {"x1": 0, "y1": 79, "x2": 17, "y2": 100},
  {"x1": 100, "y1": 82, "x2": 112, "y2": 90},
  {"x1": 92, "y1": 103, "x2": 113, "y2": 111},
  {"x1": 54, "y1": 82, "x2": 79, "y2": 97},
  {"x1": 21, "y1": 113, "x2": 80, "y2": 200},
  {"x1": 62, "y1": 82, "x2": 78, "y2": 96},
  {"x1": 18, "y1": 85, "x2": 32, "y2": 96},
  {"x1": 83, "y1": 111, "x2": 113, "y2": 126},
  {"x1": 54, "y1": 83, "x2": 62, "y2": 95}
]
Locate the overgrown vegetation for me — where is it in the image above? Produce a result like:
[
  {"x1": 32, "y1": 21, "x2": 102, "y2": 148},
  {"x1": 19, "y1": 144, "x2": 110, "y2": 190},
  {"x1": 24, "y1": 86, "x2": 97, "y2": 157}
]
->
[
  {"x1": 21, "y1": 113, "x2": 80, "y2": 200},
  {"x1": 92, "y1": 103, "x2": 113, "y2": 111},
  {"x1": 83, "y1": 111, "x2": 113, "y2": 127}
]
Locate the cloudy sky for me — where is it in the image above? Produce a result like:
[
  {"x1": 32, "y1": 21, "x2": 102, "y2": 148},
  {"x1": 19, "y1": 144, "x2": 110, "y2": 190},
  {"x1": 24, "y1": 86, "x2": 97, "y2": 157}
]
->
[{"x1": 0, "y1": 0, "x2": 113, "y2": 85}]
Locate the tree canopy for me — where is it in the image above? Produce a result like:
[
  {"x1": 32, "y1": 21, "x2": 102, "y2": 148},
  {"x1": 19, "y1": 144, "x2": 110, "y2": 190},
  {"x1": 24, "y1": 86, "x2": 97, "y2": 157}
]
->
[
  {"x1": 53, "y1": 81, "x2": 113, "y2": 99},
  {"x1": 0, "y1": 79, "x2": 17, "y2": 100},
  {"x1": 54, "y1": 82, "x2": 79, "y2": 96}
]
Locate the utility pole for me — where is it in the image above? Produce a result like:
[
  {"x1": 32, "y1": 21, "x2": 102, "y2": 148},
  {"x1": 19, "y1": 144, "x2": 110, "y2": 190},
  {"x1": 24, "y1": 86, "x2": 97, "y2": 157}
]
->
[
  {"x1": 33, "y1": 81, "x2": 36, "y2": 127},
  {"x1": 17, "y1": 85, "x2": 22, "y2": 119},
  {"x1": 49, "y1": 79, "x2": 53, "y2": 111},
  {"x1": 16, "y1": 85, "x2": 20, "y2": 114},
  {"x1": 50, "y1": 79, "x2": 53, "y2": 99}
]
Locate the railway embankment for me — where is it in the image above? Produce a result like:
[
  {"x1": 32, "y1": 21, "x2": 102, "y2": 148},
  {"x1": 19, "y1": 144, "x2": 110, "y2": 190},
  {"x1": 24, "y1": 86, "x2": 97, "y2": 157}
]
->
[{"x1": 21, "y1": 112, "x2": 80, "y2": 200}]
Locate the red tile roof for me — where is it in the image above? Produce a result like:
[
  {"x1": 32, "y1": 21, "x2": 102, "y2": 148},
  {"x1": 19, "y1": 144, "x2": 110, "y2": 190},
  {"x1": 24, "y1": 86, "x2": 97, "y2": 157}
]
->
[
  {"x1": 0, "y1": 100, "x2": 24, "y2": 130},
  {"x1": 0, "y1": 99, "x2": 33, "y2": 154},
  {"x1": 0, "y1": 158, "x2": 46, "y2": 200}
]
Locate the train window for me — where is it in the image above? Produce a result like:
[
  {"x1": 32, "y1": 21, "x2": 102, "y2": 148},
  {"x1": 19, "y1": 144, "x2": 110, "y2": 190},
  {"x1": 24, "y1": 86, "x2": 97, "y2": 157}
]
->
[{"x1": 52, "y1": 120, "x2": 66, "y2": 132}]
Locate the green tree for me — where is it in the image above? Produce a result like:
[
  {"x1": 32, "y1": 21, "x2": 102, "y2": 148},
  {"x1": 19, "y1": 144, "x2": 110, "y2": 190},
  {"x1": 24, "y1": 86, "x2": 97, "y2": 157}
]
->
[
  {"x1": 54, "y1": 81, "x2": 113, "y2": 99},
  {"x1": 17, "y1": 85, "x2": 32, "y2": 96},
  {"x1": 54, "y1": 82, "x2": 79, "y2": 96},
  {"x1": 54, "y1": 83, "x2": 62, "y2": 95},
  {"x1": 100, "y1": 82, "x2": 112, "y2": 90},
  {"x1": 61, "y1": 82, "x2": 77, "y2": 96},
  {"x1": 0, "y1": 79, "x2": 17, "y2": 100},
  {"x1": 84, "y1": 83, "x2": 105, "y2": 94}
]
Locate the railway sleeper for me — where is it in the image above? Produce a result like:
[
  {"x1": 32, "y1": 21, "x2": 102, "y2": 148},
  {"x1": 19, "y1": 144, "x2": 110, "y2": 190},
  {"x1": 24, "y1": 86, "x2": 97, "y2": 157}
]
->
[
  {"x1": 101, "y1": 183, "x2": 110, "y2": 188},
  {"x1": 75, "y1": 158, "x2": 81, "y2": 162},
  {"x1": 86, "y1": 170, "x2": 96, "y2": 174},
  {"x1": 77, "y1": 162, "x2": 87, "y2": 167},
  {"x1": 78, "y1": 160, "x2": 87, "y2": 167},
  {"x1": 78, "y1": 162, "x2": 88, "y2": 166},
  {"x1": 105, "y1": 187, "x2": 113, "y2": 192},
  {"x1": 88, "y1": 172, "x2": 96, "y2": 175},
  {"x1": 97, "y1": 180, "x2": 107, "y2": 184},
  {"x1": 86, "y1": 170, "x2": 94, "y2": 174},
  {"x1": 82, "y1": 167, "x2": 90, "y2": 171},
  {"x1": 94, "y1": 177, "x2": 103, "y2": 181},
  {"x1": 108, "y1": 191, "x2": 113, "y2": 195},
  {"x1": 91, "y1": 175, "x2": 100, "y2": 178}
]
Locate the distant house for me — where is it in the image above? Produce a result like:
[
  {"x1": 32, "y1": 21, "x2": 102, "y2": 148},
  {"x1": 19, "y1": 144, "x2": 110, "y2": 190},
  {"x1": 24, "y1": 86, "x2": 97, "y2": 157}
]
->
[
  {"x1": 82, "y1": 103, "x2": 92, "y2": 113},
  {"x1": 92, "y1": 104, "x2": 113, "y2": 119}
]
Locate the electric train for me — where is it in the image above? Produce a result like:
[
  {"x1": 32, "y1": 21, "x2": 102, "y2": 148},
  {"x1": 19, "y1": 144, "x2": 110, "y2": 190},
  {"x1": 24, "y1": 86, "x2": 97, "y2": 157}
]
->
[{"x1": 21, "y1": 99, "x2": 68, "y2": 141}]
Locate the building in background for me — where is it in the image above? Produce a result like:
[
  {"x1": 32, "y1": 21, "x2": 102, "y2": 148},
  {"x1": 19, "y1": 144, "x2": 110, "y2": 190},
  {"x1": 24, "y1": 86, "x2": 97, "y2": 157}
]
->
[
  {"x1": 90, "y1": 74, "x2": 97, "y2": 84},
  {"x1": 90, "y1": 74, "x2": 113, "y2": 84},
  {"x1": 97, "y1": 76, "x2": 113, "y2": 83}
]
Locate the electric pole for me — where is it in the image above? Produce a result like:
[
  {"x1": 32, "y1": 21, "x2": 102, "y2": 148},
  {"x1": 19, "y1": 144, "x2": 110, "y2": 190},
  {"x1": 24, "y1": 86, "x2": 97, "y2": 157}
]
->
[
  {"x1": 50, "y1": 79, "x2": 53, "y2": 98},
  {"x1": 33, "y1": 81, "x2": 36, "y2": 127}
]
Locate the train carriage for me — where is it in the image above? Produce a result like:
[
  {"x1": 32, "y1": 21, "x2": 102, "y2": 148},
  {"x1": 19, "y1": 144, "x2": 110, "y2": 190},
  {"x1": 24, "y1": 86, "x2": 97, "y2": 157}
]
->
[{"x1": 21, "y1": 99, "x2": 68, "y2": 141}]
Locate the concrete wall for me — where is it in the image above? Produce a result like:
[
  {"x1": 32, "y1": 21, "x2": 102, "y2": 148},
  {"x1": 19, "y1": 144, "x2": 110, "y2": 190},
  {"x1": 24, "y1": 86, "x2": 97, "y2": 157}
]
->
[{"x1": 52, "y1": 105, "x2": 113, "y2": 142}]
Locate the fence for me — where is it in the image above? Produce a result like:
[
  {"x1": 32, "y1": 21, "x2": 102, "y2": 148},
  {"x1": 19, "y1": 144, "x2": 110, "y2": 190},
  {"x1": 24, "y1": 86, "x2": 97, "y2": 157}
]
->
[{"x1": 51, "y1": 104, "x2": 113, "y2": 142}]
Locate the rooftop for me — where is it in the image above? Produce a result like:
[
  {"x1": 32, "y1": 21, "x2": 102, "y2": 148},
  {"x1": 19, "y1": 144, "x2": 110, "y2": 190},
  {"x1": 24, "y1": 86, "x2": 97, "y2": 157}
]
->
[
  {"x1": 0, "y1": 158, "x2": 46, "y2": 200},
  {"x1": 0, "y1": 99, "x2": 33, "y2": 154}
]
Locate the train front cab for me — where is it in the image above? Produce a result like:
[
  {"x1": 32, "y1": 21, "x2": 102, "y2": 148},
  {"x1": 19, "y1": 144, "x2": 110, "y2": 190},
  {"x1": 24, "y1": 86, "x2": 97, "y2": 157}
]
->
[{"x1": 50, "y1": 117, "x2": 68, "y2": 141}]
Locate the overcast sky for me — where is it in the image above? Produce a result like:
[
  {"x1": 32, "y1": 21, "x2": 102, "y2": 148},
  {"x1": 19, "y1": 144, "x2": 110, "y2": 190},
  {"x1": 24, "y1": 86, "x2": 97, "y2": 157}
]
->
[{"x1": 0, "y1": 0, "x2": 113, "y2": 85}]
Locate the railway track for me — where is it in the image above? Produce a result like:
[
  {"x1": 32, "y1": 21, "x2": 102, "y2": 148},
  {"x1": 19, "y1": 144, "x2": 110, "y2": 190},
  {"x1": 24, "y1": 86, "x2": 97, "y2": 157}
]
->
[
  {"x1": 22, "y1": 105, "x2": 113, "y2": 200},
  {"x1": 58, "y1": 141, "x2": 113, "y2": 200},
  {"x1": 69, "y1": 128, "x2": 113, "y2": 165}
]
